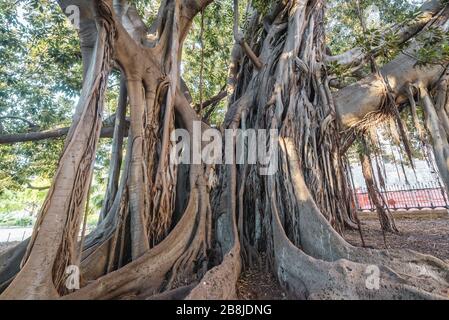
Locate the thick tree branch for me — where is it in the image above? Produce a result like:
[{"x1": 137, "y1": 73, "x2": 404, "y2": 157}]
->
[
  {"x1": 335, "y1": 6, "x2": 449, "y2": 129},
  {"x1": 233, "y1": 0, "x2": 262, "y2": 69},
  {"x1": 335, "y1": 51, "x2": 446, "y2": 128},
  {"x1": 195, "y1": 89, "x2": 227, "y2": 111},
  {"x1": 0, "y1": 120, "x2": 129, "y2": 145},
  {"x1": 326, "y1": 0, "x2": 444, "y2": 68},
  {"x1": 26, "y1": 182, "x2": 50, "y2": 191},
  {"x1": 182, "y1": 0, "x2": 214, "y2": 20},
  {"x1": 113, "y1": 0, "x2": 150, "y2": 44},
  {"x1": 57, "y1": 0, "x2": 97, "y2": 78},
  {"x1": 147, "y1": 0, "x2": 211, "y2": 48}
]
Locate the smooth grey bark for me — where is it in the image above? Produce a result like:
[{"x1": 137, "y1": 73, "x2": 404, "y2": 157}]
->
[{"x1": 335, "y1": 50, "x2": 445, "y2": 128}]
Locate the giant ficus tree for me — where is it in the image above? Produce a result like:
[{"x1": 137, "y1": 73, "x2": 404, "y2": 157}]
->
[{"x1": 1, "y1": 0, "x2": 449, "y2": 299}]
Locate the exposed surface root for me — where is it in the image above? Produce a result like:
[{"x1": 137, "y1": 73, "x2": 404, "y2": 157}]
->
[{"x1": 274, "y1": 139, "x2": 449, "y2": 299}]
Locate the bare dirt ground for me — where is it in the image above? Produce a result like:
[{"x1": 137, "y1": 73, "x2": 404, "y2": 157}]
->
[
  {"x1": 345, "y1": 211, "x2": 449, "y2": 263},
  {"x1": 236, "y1": 256, "x2": 288, "y2": 300}
]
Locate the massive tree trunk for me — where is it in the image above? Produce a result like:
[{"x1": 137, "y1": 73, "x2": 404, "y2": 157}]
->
[
  {"x1": 0, "y1": 0, "x2": 449, "y2": 300},
  {"x1": 190, "y1": 0, "x2": 448, "y2": 300}
]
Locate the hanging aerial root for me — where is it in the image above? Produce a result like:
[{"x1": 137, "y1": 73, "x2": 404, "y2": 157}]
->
[
  {"x1": 359, "y1": 140, "x2": 398, "y2": 234},
  {"x1": 419, "y1": 83, "x2": 449, "y2": 193}
]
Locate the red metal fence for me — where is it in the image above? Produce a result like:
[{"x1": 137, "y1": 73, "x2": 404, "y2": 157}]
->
[{"x1": 355, "y1": 181, "x2": 449, "y2": 211}]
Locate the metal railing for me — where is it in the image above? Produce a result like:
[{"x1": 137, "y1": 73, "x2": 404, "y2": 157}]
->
[{"x1": 355, "y1": 181, "x2": 449, "y2": 211}]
